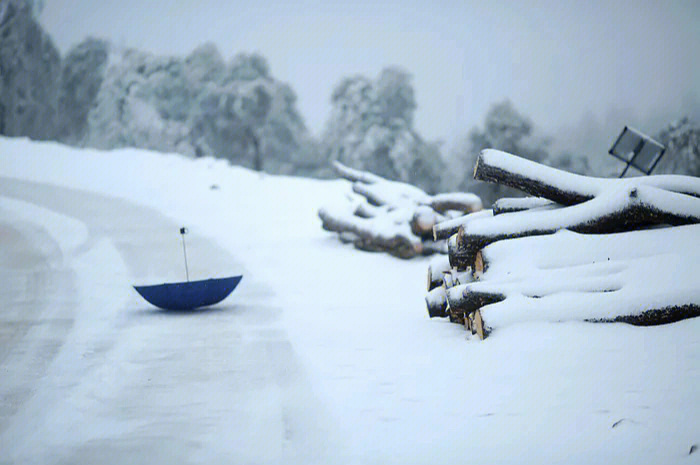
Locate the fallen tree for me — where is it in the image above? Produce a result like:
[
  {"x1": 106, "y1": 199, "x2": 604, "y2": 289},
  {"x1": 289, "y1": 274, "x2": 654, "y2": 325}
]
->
[{"x1": 319, "y1": 161, "x2": 482, "y2": 258}]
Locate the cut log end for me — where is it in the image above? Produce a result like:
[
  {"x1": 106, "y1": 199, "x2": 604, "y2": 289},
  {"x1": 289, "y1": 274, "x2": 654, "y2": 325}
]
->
[
  {"x1": 473, "y1": 310, "x2": 486, "y2": 340},
  {"x1": 473, "y1": 153, "x2": 481, "y2": 181},
  {"x1": 443, "y1": 273, "x2": 455, "y2": 289},
  {"x1": 425, "y1": 287, "x2": 448, "y2": 318},
  {"x1": 474, "y1": 250, "x2": 485, "y2": 277},
  {"x1": 465, "y1": 311, "x2": 473, "y2": 333},
  {"x1": 427, "y1": 264, "x2": 445, "y2": 291}
]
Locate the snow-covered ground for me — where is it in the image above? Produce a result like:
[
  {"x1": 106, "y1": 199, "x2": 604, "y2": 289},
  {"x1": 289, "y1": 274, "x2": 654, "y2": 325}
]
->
[{"x1": 0, "y1": 136, "x2": 698, "y2": 464}]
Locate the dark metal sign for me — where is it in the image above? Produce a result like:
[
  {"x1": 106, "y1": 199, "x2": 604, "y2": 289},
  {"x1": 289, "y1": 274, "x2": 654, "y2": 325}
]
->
[{"x1": 609, "y1": 126, "x2": 666, "y2": 177}]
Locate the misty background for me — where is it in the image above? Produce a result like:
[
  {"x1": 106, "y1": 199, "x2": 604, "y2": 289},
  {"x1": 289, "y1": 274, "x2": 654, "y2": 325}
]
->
[{"x1": 2, "y1": 0, "x2": 698, "y2": 204}]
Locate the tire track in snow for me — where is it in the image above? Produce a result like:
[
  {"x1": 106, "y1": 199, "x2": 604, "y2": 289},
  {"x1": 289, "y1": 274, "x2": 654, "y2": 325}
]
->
[{"x1": 0, "y1": 213, "x2": 77, "y2": 434}]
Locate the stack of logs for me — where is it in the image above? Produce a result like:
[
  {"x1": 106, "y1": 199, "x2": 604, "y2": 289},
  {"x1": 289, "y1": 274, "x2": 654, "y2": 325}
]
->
[
  {"x1": 426, "y1": 149, "x2": 700, "y2": 339},
  {"x1": 318, "y1": 161, "x2": 482, "y2": 258}
]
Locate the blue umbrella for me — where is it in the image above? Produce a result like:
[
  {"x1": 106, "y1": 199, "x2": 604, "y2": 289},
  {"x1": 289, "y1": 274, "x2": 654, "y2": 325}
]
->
[{"x1": 134, "y1": 227, "x2": 242, "y2": 310}]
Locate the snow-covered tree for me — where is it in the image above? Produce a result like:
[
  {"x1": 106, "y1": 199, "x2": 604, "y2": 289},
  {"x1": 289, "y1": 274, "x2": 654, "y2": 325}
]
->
[
  {"x1": 461, "y1": 99, "x2": 549, "y2": 168},
  {"x1": 183, "y1": 42, "x2": 225, "y2": 86},
  {"x1": 58, "y1": 37, "x2": 110, "y2": 143},
  {"x1": 0, "y1": 0, "x2": 60, "y2": 139},
  {"x1": 321, "y1": 67, "x2": 444, "y2": 193},
  {"x1": 546, "y1": 151, "x2": 591, "y2": 175},
  {"x1": 654, "y1": 117, "x2": 700, "y2": 177},
  {"x1": 188, "y1": 53, "x2": 308, "y2": 172},
  {"x1": 374, "y1": 67, "x2": 416, "y2": 126},
  {"x1": 456, "y1": 100, "x2": 551, "y2": 205},
  {"x1": 84, "y1": 49, "x2": 194, "y2": 155},
  {"x1": 81, "y1": 46, "x2": 314, "y2": 173},
  {"x1": 24, "y1": 0, "x2": 44, "y2": 17}
]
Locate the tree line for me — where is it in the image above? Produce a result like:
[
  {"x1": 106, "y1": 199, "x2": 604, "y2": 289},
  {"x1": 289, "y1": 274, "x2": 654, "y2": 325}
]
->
[{"x1": 1, "y1": 0, "x2": 697, "y2": 202}]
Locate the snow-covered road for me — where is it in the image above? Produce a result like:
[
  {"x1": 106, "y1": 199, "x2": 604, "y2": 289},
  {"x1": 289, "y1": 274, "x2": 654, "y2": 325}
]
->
[{"x1": 0, "y1": 178, "x2": 333, "y2": 464}]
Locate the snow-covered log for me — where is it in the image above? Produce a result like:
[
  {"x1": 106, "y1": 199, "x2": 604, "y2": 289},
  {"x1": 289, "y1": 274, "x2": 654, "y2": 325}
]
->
[
  {"x1": 492, "y1": 197, "x2": 559, "y2": 215},
  {"x1": 427, "y1": 255, "x2": 451, "y2": 291},
  {"x1": 445, "y1": 285, "x2": 504, "y2": 321},
  {"x1": 455, "y1": 185, "x2": 700, "y2": 270},
  {"x1": 318, "y1": 205, "x2": 421, "y2": 259},
  {"x1": 432, "y1": 209, "x2": 493, "y2": 241},
  {"x1": 448, "y1": 227, "x2": 471, "y2": 271},
  {"x1": 428, "y1": 193, "x2": 482, "y2": 214},
  {"x1": 354, "y1": 201, "x2": 386, "y2": 218},
  {"x1": 474, "y1": 149, "x2": 700, "y2": 205},
  {"x1": 320, "y1": 162, "x2": 481, "y2": 258},
  {"x1": 351, "y1": 181, "x2": 425, "y2": 208},
  {"x1": 411, "y1": 206, "x2": 447, "y2": 238},
  {"x1": 425, "y1": 287, "x2": 448, "y2": 318},
  {"x1": 421, "y1": 239, "x2": 448, "y2": 255},
  {"x1": 331, "y1": 160, "x2": 384, "y2": 184},
  {"x1": 468, "y1": 226, "x2": 700, "y2": 338},
  {"x1": 442, "y1": 269, "x2": 473, "y2": 289},
  {"x1": 428, "y1": 149, "x2": 700, "y2": 339}
]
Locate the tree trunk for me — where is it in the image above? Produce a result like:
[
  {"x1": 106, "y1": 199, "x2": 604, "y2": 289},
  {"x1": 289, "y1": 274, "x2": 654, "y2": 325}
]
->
[
  {"x1": 247, "y1": 128, "x2": 262, "y2": 172},
  {"x1": 473, "y1": 149, "x2": 700, "y2": 205}
]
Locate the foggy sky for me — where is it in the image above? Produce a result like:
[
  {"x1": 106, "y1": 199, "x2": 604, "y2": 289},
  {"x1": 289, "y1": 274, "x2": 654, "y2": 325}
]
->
[{"x1": 40, "y1": 0, "x2": 700, "y2": 143}]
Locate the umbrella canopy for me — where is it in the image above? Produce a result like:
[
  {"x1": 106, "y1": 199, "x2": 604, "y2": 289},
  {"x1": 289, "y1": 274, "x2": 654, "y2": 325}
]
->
[{"x1": 134, "y1": 276, "x2": 243, "y2": 310}]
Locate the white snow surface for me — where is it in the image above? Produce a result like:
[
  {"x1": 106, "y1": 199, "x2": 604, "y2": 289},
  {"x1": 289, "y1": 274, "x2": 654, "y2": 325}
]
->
[{"x1": 1, "y1": 137, "x2": 699, "y2": 464}]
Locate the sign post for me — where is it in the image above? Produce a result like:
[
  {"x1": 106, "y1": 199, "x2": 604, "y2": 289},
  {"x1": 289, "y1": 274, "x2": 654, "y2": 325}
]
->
[{"x1": 608, "y1": 126, "x2": 666, "y2": 178}]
